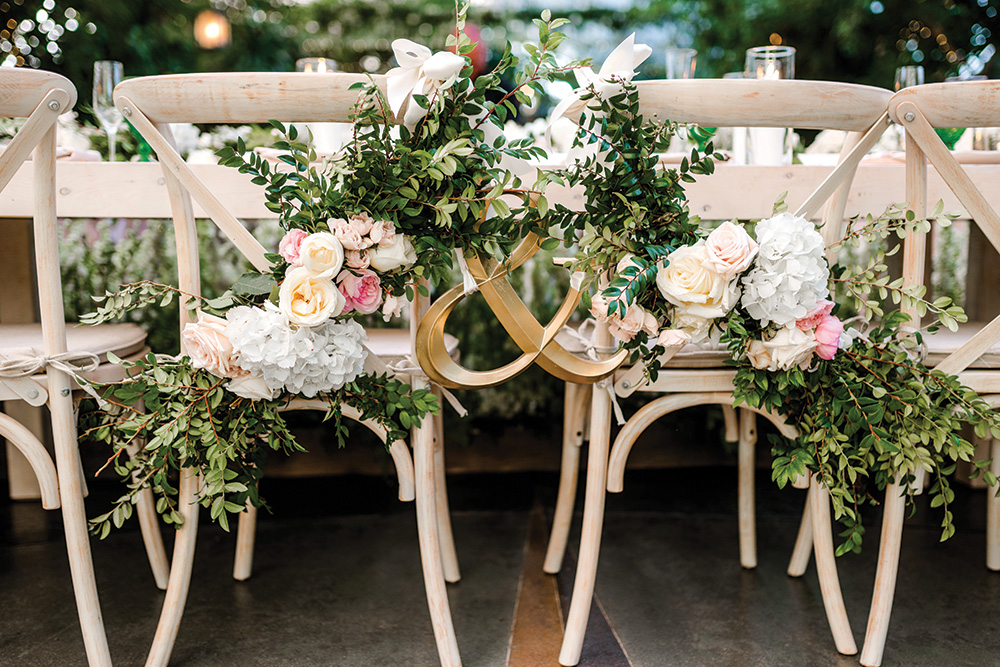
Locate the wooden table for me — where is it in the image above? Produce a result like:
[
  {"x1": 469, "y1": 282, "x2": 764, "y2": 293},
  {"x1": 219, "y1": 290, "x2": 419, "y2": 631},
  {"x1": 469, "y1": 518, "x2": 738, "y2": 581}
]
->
[{"x1": 3, "y1": 159, "x2": 1000, "y2": 499}]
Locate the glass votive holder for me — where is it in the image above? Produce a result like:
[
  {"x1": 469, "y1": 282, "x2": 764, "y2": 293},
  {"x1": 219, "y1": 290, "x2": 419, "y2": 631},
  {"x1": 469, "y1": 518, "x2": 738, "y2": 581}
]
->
[
  {"x1": 745, "y1": 45, "x2": 795, "y2": 80},
  {"x1": 665, "y1": 48, "x2": 697, "y2": 80},
  {"x1": 894, "y1": 65, "x2": 924, "y2": 91},
  {"x1": 296, "y1": 57, "x2": 338, "y2": 73}
]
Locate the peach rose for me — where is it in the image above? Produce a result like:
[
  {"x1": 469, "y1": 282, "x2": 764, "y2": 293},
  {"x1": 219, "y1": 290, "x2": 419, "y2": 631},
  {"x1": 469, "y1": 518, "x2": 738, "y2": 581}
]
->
[
  {"x1": 705, "y1": 221, "x2": 759, "y2": 277},
  {"x1": 348, "y1": 212, "x2": 375, "y2": 238},
  {"x1": 337, "y1": 269, "x2": 383, "y2": 315},
  {"x1": 345, "y1": 249, "x2": 370, "y2": 270},
  {"x1": 327, "y1": 218, "x2": 366, "y2": 251},
  {"x1": 608, "y1": 303, "x2": 656, "y2": 342},
  {"x1": 657, "y1": 328, "x2": 691, "y2": 348},
  {"x1": 182, "y1": 312, "x2": 238, "y2": 378},
  {"x1": 746, "y1": 339, "x2": 774, "y2": 371},
  {"x1": 299, "y1": 231, "x2": 345, "y2": 278},
  {"x1": 279, "y1": 266, "x2": 345, "y2": 326},
  {"x1": 278, "y1": 229, "x2": 307, "y2": 265}
]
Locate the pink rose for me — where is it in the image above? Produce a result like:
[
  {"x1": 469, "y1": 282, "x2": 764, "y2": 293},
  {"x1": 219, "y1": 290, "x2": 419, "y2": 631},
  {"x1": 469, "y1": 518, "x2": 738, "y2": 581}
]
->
[
  {"x1": 328, "y1": 218, "x2": 366, "y2": 250},
  {"x1": 370, "y1": 219, "x2": 397, "y2": 247},
  {"x1": 181, "y1": 312, "x2": 238, "y2": 378},
  {"x1": 796, "y1": 300, "x2": 835, "y2": 332},
  {"x1": 337, "y1": 269, "x2": 383, "y2": 314},
  {"x1": 278, "y1": 229, "x2": 308, "y2": 265},
  {"x1": 608, "y1": 303, "x2": 652, "y2": 343},
  {"x1": 814, "y1": 314, "x2": 844, "y2": 360},
  {"x1": 345, "y1": 249, "x2": 370, "y2": 269},
  {"x1": 349, "y1": 212, "x2": 375, "y2": 238},
  {"x1": 704, "y1": 221, "x2": 759, "y2": 277}
]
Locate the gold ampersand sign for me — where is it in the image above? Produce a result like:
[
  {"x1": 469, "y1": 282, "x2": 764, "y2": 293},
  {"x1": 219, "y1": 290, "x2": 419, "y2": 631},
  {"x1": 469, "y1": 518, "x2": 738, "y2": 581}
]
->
[{"x1": 415, "y1": 230, "x2": 627, "y2": 389}]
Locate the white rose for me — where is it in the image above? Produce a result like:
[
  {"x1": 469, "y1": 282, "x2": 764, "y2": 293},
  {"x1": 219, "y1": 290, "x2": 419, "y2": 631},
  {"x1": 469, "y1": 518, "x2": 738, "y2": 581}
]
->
[
  {"x1": 181, "y1": 312, "x2": 238, "y2": 378},
  {"x1": 227, "y1": 375, "x2": 278, "y2": 401},
  {"x1": 657, "y1": 328, "x2": 691, "y2": 348},
  {"x1": 381, "y1": 294, "x2": 406, "y2": 322},
  {"x1": 746, "y1": 339, "x2": 774, "y2": 371},
  {"x1": 672, "y1": 310, "x2": 713, "y2": 344},
  {"x1": 279, "y1": 267, "x2": 345, "y2": 326},
  {"x1": 705, "y1": 221, "x2": 758, "y2": 277},
  {"x1": 656, "y1": 244, "x2": 739, "y2": 319},
  {"x1": 299, "y1": 231, "x2": 345, "y2": 278},
  {"x1": 762, "y1": 325, "x2": 818, "y2": 371},
  {"x1": 369, "y1": 234, "x2": 417, "y2": 273}
]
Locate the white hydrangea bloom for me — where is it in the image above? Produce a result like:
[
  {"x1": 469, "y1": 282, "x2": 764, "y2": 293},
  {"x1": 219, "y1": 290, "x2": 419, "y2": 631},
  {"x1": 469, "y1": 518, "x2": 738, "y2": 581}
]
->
[
  {"x1": 224, "y1": 304, "x2": 368, "y2": 398},
  {"x1": 740, "y1": 213, "x2": 830, "y2": 328}
]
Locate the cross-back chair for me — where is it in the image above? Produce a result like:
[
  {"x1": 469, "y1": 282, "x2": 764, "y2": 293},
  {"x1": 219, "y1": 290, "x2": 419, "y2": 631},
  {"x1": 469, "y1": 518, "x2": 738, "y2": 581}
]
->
[
  {"x1": 114, "y1": 72, "x2": 462, "y2": 667},
  {"x1": 0, "y1": 68, "x2": 163, "y2": 666},
  {"x1": 856, "y1": 79, "x2": 1000, "y2": 667},
  {"x1": 553, "y1": 78, "x2": 895, "y2": 666}
]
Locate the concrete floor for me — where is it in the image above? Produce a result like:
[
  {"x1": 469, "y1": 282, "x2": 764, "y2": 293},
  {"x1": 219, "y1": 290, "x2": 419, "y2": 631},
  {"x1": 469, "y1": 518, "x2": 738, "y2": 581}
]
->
[{"x1": 1, "y1": 463, "x2": 998, "y2": 666}]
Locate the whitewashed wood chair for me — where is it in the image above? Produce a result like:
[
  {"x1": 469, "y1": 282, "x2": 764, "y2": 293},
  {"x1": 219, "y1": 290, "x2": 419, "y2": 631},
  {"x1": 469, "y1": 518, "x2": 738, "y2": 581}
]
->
[
  {"x1": 0, "y1": 68, "x2": 165, "y2": 666},
  {"x1": 555, "y1": 78, "x2": 895, "y2": 666},
  {"x1": 857, "y1": 80, "x2": 1000, "y2": 667},
  {"x1": 114, "y1": 72, "x2": 461, "y2": 667}
]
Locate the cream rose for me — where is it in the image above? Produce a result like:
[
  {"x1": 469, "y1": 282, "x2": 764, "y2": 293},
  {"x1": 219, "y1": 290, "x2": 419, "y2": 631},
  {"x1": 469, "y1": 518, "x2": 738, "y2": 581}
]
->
[
  {"x1": 705, "y1": 221, "x2": 758, "y2": 277},
  {"x1": 369, "y1": 234, "x2": 417, "y2": 273},
  {"x1": 656, "y1": 244, "x2": 739, "y2": 319},
  {"x1": 279, "y1": 267, "x2": 345, "y2": 326},
  {"x1": 182, "y1": 312, "x2": 238, "y2": 378},
  {"x1": 746, "y1": 339, "x2": 774, "y2": 371},
  {"x1": 299, "y1": 231, "x2": 345, "y2": 278},
  {"x1": 762, "y1": 325, "x2": 818, "y2": 371},
  {"x1": 227, "y1": 375, "x2": 278, "y2": 401},
  {"x1": 672, "y1": 310, "x2": 713, "y2": 344},
  {"x1": 657, "y1": 328, "x2": 691, "y2": 348}
]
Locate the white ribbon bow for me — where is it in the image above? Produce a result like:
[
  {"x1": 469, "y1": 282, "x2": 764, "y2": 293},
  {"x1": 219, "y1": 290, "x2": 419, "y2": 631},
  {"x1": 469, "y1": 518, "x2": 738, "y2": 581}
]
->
[
  {"x1": 555, "y1": 320, "x2": 627, "y2": 425},
  {"x1": 0, "y1": 348, "x2": 105, "y2": 405},
  {"x1": 386, "y1": 39, "x2": 467, "y2": 130},
  {"x1": 364, "y1": 350, "x2": 468, "y2": 418}
]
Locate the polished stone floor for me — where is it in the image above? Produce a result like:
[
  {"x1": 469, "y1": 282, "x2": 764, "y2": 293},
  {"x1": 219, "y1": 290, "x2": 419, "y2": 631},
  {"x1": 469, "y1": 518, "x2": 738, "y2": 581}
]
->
[{"x1": 1, "y1": 462, "x2": 998, "y2": 666}]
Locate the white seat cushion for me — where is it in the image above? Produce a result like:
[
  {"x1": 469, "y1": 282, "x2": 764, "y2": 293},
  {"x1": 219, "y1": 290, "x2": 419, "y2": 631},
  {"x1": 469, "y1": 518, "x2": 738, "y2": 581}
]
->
[
  {"x1": 365, "y1": 329, "x2": 460, "y2": 366},
  {"x1": 0, "y1": 322, "x2": 147, "y2": 362}
]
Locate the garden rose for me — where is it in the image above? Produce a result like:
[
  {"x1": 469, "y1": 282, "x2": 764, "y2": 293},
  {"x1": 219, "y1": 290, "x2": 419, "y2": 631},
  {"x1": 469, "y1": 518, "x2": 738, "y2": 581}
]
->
[
  {"x1": 608, "y1": 303, "x2": 656, "y2": 342},
  {"x1": 657, "y1": 328, "x2": 691, "y2": 348},
  {"x1": 796, "y1": 300, "x2": 835, "y2": 332},
  {"x1": 337, "y1": 269, "x2": 383, "y2": 315},
  {"x1": 278, "y1": 229, "x2": 307, "y2": 266},
  {"x1": 345, "y1": 249, "x2": 370, "y2": 270},
  {"x1": 369, "y1": 234, "x2": 417, "y2": 273},
  {"x1": 656, "y1": 244, "x2": 738, "y2": 319},
  {"x1": 278, "y1": 267, "x2": 345, "y2": 326},
  {"x1": 299, "y1": 231, "x2": 345, "y2": 278},
  {"x1": 182, "y1": 312, "x2": 238, "y2": 379},
  {"x1": 589, "y1": 293, "x2": 612, "y2": 323},
  {"x1": 382, "y1": 294, "x2": 406, "y2": 321},
  {"x1": 348, "y1": 212, "x2": 375, "y2": 238},
  {"x1": 227, "y1": 375, "x2": 278, "y2": 401},
  {"x1": 672, "y1": 310, "x2": 713, "y2": 344},
  {"x1": 370, "y1": 219, "x2": 397, "y2": 246},
  {"x1": 814, "y1": 314, "x2": 844, "y2": 360},
  {"x1": 746, "y1": 339, "x2": 774, "y2": 371},
  {"x1": 705, "y1": 221, "x2": 758, "y2": 277},
  {"x1": 327, "y1": 218, "x2": 366, "y2": 251},
  {"x1": 763, "y1": 325, "x2": 818, "y2": 371}
]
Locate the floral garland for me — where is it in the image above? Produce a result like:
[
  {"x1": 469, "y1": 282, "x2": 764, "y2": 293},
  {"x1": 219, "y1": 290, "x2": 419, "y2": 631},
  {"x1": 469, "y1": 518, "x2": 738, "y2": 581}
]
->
[
  {"x1": 529, "y1": 39, "x2": 999, "y2": 552},
  {"x1": 84, "y1": 5, "x2": 582, "y2": 536}
]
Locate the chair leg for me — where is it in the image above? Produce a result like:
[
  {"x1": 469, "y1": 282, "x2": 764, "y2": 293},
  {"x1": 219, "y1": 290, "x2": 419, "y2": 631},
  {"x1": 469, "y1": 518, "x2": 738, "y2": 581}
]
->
[
  {"x1": 545, "y1": 382, "x2": 587, "y2": 574},
  {"x1": 860, "y1": 481, "x2": 906, "y2": 667},
  {"x1": 787, "y1": 496, "x2": 813, "y2": 577},
  {"x1": 431, "y1": 402, "x2": 460, "y2": 584},
  {"x1": 810, "y1": 478, "x2": 857, "y2": 655},
  {"x1": 126, "y1": 441, "x2": 170, "y2": 591},
  {"x1": 737, "y1": 408, "x2": 757, "y2": 569},
  {"x1": 987, "y1": 438, "x2": 1000, "y2": 571},
  {"x1": 145, "y1": 469, "x2": 202, "y2": 667},
  {"x1": 558, "y1": 381, "x2": 612, "y2": 666},
  {"x1": 413, "y1": 414, "x2": 462, "y2": 666},
  {"x1": 51, "y1": 393, "x2": 112, "y2": 667},
  {"x1": 233, "y1": 502, "x2": 257, "y2": 582}
]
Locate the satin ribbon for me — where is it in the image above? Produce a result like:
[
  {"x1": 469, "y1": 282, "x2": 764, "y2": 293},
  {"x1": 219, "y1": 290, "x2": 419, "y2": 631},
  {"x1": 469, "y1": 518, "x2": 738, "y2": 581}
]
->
[
  {"x1": 364, "y1": 349, "x2": 468, "y2": 418},
  {"x1": 555, "y1": 320, "x2": 626, "y2": 425},
  {"x1": 0, "y1": 348, "x2": 105, "y2": 404}
]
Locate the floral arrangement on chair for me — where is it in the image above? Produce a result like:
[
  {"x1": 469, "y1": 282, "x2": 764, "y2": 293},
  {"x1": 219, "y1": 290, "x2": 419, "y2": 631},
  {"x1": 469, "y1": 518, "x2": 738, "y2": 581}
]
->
[
  {"x1": 82, "y1": 5, "x2": 582, "y2": 536},
  {"x1": 528, "y1": 50, "x2": 1000, "y2": 552}
]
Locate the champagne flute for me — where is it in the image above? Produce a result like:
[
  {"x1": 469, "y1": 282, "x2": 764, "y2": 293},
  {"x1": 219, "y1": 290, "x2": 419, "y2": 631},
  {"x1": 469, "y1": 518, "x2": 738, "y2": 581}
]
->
[{"x1": 93, "y1": 61, "x2": 123, "y2": 162}]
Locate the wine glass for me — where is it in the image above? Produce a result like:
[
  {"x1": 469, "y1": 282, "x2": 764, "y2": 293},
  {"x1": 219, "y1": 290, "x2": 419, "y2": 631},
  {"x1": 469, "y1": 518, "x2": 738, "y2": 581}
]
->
[{"x1": 93, "y1": 61, "x2": 124, "y2": 162}]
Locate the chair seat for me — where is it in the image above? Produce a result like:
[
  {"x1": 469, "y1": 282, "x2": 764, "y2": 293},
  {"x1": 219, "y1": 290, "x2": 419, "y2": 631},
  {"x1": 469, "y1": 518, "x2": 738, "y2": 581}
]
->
[
  {"x1": 366, "y1": 329, "x2": 460, "y2": 366},
  {"x1": 925, "y1": 322, "x2": 1000, "y2": 369}
]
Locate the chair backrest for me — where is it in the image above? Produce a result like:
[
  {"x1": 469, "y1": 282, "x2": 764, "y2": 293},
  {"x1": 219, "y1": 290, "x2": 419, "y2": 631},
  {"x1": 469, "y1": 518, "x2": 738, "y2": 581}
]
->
[
  {"x1": 0, "y1": 68, "x2": 75, "y2": 361},
  {"x1": 114, "y1": 73, "x2": 388, "y2": 334},
  {"x1": 888, "y1": 81, "x2": 1000, "y2": 375},
  {"x1": 635, "y1": 79, "x2": 893, "y2": 252}
]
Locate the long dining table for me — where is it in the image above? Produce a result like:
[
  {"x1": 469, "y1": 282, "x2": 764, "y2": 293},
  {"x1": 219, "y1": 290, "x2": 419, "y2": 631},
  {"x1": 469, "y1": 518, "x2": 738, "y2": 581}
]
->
[{"x1": 2, "y1": 156, "x2": 1000, "y2": 499}]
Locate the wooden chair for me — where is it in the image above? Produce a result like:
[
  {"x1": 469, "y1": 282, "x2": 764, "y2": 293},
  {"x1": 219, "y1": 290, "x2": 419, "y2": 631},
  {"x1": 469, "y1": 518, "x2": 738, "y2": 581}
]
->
[
  {"x1": 0, "y1": 68, "x2": 165, "y2": 666},
  {"x1": 858, "y1": 79, "x2": 1000, "y2": 667},
  {"x1": 553, "y1": 78, "x2": 895, "y2": 666},
  {"x1": 114, "y1": 72, "x2": 461, "y2": 667}
]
